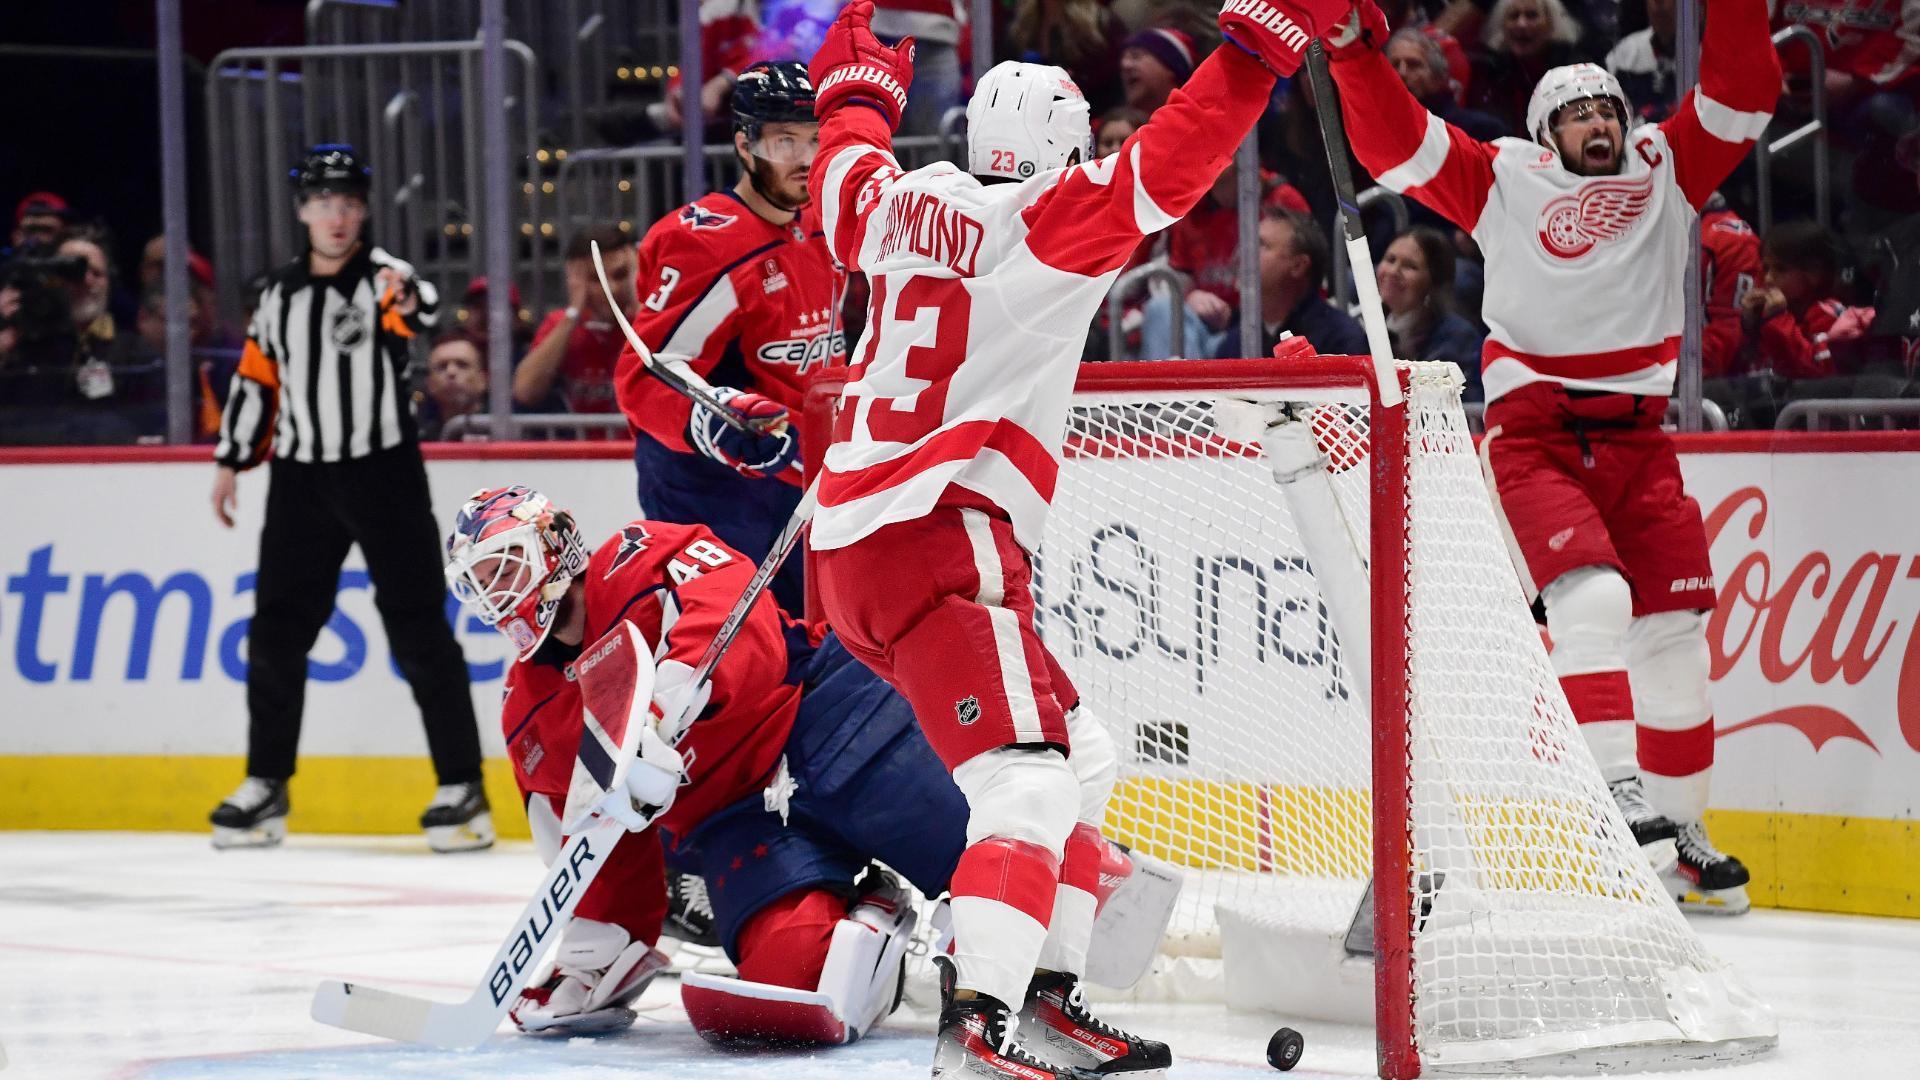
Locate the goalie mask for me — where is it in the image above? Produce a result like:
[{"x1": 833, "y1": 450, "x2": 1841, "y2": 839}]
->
[
  {"x1": 1526, "y1": 63, "x2": 1633, "y2": 152},
  {"x1": 966, "y1": 61, "x2": 1091, "y2": 181},
  {"x1": 445, "y1": 485, "x2": 591, "y2": 660}
]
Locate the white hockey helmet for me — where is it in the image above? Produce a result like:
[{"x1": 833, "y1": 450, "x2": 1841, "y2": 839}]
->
[
  {"x1": 966, "y1": 61, "x2": 1092, "y2": 180},
  {"x1": 1525, "y1": 63, "x2": 1633, "y2": 147}
]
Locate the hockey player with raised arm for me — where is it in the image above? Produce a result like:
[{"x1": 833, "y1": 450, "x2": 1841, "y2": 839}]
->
[
  {"x1": 443, "y1": 485, "x2": 968, "y2": 1043},
  {"x1": 618, "y1": 60, "x2": 844, "y2": 615},
  {"x1": 804, "y1": 1, "x2": 1352, "y2": 1074},
  {"x1": 1322, "y1": 0, "x2": 1779, "y2": 913}
]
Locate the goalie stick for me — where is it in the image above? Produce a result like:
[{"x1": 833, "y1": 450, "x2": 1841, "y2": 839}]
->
[
  {"x1": 310, "y1": 485, "x2": 819, "y2": 1048},
  {"x1": 1302, "y1": 42, "x2": 1403, "y2": 410},
  {"x1": 590, "y1": 239, "x2": 777, "y2": 437}
]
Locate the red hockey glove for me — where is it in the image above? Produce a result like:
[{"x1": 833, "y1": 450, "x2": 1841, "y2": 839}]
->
[
  {"x1": 809, "y1": 0, "x2": 916, "y2": 131},
  {"x1": 1323, "y1": 0, "x2": 1391, "y2": 63},
  {"x1": 1218, "y1": 0, "x2": 1352, "y2": 77}
]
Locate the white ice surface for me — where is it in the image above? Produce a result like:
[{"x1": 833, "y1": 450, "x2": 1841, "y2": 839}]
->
[{"x1": 2, "y1": 832, "x2": 1917, "y2": 1079}]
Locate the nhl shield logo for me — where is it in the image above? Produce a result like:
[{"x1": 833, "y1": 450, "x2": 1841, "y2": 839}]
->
[
  {"x1": 328, "y1": 305, "x2": 370, "y2": 350},
  {"x1": 955, "y1": 695, "x2": 981, "y2": 726}
]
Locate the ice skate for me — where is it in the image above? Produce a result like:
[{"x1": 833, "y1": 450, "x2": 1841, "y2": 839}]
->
[
  {"x1": 1608, "y1": 776, "x2": 1678, "y2": 875},
  {"x1": 209, "y1": 777, "x2": 288, "y2": 849},
  {"x1": 420, "y1": 781, "x2": 494, "y2": 853},
  {"x1": 1021, "y1": 970, "x2": 1171, "y2": 1076},
  {"x1": 1667, "y1": 820, "x2": 1752, "y2": 915},
  {"x1": 931, "y1": 956, "x2": 1097, "y2": 1079}
]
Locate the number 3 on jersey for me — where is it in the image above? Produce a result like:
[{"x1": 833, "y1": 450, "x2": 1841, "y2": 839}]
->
[
  {"x1": 667, "y1": 538, "x2": 732, "y2": 584},
  {"x1": 644, "y1": 266, "x2": 681, "y2": 312},
  {"x1": 834, "y1": 275, "x2": 973, "y2": 446}
]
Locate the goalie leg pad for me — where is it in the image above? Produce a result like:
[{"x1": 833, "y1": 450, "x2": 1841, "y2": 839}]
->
[{"x1": 683, "y1": 887, "x2": 919, "y2": 1045}]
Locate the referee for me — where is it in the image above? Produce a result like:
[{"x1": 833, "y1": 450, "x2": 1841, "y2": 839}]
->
[{"x1": 207, "y1": 144, "x2": 491, "y2": 853}]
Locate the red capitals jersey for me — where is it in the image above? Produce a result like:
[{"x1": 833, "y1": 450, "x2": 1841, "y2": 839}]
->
[
  {"x1": 1753, "y1": 297, "x2": 1852, "y2": 379},
  {"x1": 1776, "y1": 0, "x2": 1920, "y2": 87},
  {"x1": 500, "y1": 520, "x2": 806, "y2": 861},
  {"x1": 1330, "y1": 0, "x2": 1779, "y2": 403},
  {"x1": 1700, "y1": 205, "x2": 1762, "y2": 378},
  {"x1": 808, "y1": 46, "x2": 1278, "y2": 552},
  {"x1": 618, "y1": 192, "x2": 845, "y2": 477},
  {"x1": 1168, "y1": 196, "x2": 1241, "y2": 309},
  {"x1": 531, "y1": 308, "x2": 624, "y2": 415}
]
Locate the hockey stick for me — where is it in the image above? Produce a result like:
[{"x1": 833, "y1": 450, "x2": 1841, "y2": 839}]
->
[
  {"x1": 1302, "y1": 43, "x2": 1403, "y2": 409},
  {"x1": 591, "y1": 240, "x2": 772, "y2": 436},
  {"x1": 311, "y1": 487, "x2": 818, "y2": 1047}
]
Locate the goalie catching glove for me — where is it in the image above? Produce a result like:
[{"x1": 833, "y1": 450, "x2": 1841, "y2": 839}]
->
[
  {"x1": 1217, "y1": 0, "x2": 1354, "y2": 77},
  {"x1": 688, "y1": 386, "x2": 799, "y2": 479},
  {"x1": 808, "y1": 0, "x2": 916, "y2": 131},
  {"x1": 510, "y1": 917, "x2": 672, "y2": 1035}
]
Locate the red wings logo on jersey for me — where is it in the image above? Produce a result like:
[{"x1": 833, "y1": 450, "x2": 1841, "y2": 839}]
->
[
  {"x1": 1537, "y1": 173, "x2": 1656, "y2": 260},
  {"x1": 680, "y1": 204, "x2": 736, "y2": 230}
]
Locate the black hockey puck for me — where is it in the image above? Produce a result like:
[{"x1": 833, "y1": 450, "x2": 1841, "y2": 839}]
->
[{"x1": 1267, "y1": 1026, "x2": 1305, "y2": 1071}]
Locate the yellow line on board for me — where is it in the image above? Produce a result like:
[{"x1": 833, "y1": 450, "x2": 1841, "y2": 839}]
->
[{"x1": 0, "y1": 759, "x2": 1914, "y2": 919}]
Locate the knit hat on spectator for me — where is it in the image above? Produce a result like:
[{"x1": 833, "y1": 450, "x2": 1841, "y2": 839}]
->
[
  {"x1": 15, "y1": 191, "x2": 69, "y2": 227},
  {"x1": 1123, "y1": 28, "x2": 1198, "y2": 85}
]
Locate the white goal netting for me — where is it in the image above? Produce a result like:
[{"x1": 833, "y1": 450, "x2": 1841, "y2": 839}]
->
[{"x1": 1031, "y1": 360, "x2": 1774, "y2": 1074}]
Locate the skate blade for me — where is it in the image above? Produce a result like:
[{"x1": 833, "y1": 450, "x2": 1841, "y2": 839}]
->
[
  {"x1": 426, "y1": 812, "x2": 495, "y2": 853},
  {"x1": 211, "y1": 818, "x2": 286, "y2": 849},
  {"x1": 1666, "y1": 875, "x2": 1751, "y2": 916}
]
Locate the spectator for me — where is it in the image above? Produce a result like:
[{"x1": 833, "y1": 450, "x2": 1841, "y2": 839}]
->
[
  {"x1": 1220, "y1": 209, "x2": 1370, "y2": 359},
  {"x1": 1740, "y1": 221, "x2": 1875, "y2": 384},
  {"x1": 1377, "y1": 226, "x2": 1486, "y2": 398},
  {"x1": 1135, "y1": 168, "x2": 1238, "y2": 358},
  {"x1": 873, "y1": 0, "x2": 967, "y2": 134},
  {"x1": 514, "y1": 225, "x2": 635, "y2": 423},
  {"x1": 1096, "y1": 106, "x2": 1149, "y2": 158},
  {"x1": 58, "y1": 232, "x2": 120, "y2": 356},
  {"x1": 456, "y1": 276, "x2": 534, "y2": 354},
  {"x1": 1005, "y1": 0, "x2": 1129, "y2": 113},
  {"x1": 415, "y1": 330, "x2": 490, "y2": 440},
  {"x1": 8, "y1": 191, "x2": 68, "y2": 255},
  {"x1": 1387, "y1": 27, "x2": 1508, "y2": 139},
  {"x1": 1119, "y1": 26, "x2": 1198, "y2": 115},
  {"x1": 1469, "y1": 0, "x2": 1589, "y2": 135},
  {"x1": 1858, "y1": 137, "x2": 1920, "y2": 381},
  {"x1": 650, "y1": 0, "x2": 758, "y2": 138},
  {"x1": 1606, "y1": 0, "x2": 1679, "y2": 123}
]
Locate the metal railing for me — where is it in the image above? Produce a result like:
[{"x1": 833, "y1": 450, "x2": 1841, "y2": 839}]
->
[
  {"x1": 205, "y1": 38, "x2": 545, "y2": 328},
  {"x1": 1755, "y1": 25, "x2": 1829, "y2": 232},
  {"x1": 438, "y1": 412, "x2": 629, "y2": 440},
  {"x1": 1104, "y1": 263, "x2": 1189, "y2": 360},
  {"x1": 1330, "y1": 188, "x2": 1410, "y2": 308},
  {"x1": 1776, "y1": 399, "x2": 1920, "y2": 431}
]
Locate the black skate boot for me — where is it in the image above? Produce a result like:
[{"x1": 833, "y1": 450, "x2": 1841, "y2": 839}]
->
[
  {"x1": 210, "y1": 777, "x2": 288, "y2": 849},
  {"x1": 1667, "y1": 820, "x2": 1752, "y2": 915},
  {"x1": 1608, "y1": 775, "x2": 1679, "y2": 875},
  {"x1": 931, "y1": 956, "x2": 1097, "y2": 1079},
  {"x1": 420, "y1": 781, "x2": 494, "y2": 853},
  {"x1": 1021, "y1": 971, "x2": 1172, "y2": 1076},
  {"x1": 663, "y1": 871, "x2": 720, "y2": 948}
]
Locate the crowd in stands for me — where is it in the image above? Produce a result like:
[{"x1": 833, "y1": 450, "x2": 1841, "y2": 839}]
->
[{"x1": 5, "y1": 0, "x2": 1917, "y2": 446}]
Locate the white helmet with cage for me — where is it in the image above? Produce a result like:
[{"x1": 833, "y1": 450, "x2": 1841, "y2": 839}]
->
[
  {"x1": 966, "y1": 61, "x2": 1092, "y2": 181},
  {"x1": 1525, "y1": 63, "x2": 1633, "y2": 148}
]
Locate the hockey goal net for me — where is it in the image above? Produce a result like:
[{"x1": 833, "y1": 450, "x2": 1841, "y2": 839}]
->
[{"x1": 803, "y1": 357, "x2": 1773, "y2": 1077}]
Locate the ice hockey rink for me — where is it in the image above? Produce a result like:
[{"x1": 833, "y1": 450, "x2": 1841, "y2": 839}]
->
[{"x1": 2, "y1": 832, "x2": 1915, "y2": 1080}]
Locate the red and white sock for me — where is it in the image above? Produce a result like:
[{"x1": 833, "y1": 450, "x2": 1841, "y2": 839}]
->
[
  {"x1": 1628, "y1": 611, "x2": 1717, "y2": 820},
  {"x1": 1034, "y1": 822, "x2": 1103, "y2": 978},
  {"x1": 949, "y1": 836, "x2": 1059, "y2": 1008}
]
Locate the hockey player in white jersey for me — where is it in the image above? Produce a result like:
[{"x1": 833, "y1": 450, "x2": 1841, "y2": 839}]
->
[
  {"x1": 1323, "y1": 0, "x2": 1779, "y2": 913},
  {"x1": 805, "y1": 0, "x2": 1353, "y2": 1074}
]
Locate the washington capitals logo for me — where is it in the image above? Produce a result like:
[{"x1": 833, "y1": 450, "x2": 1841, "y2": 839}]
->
[
  {"x1": 605, "y1": 523, "x2": 652, "y2": 577},
  {"x1": 680, "y1": 204, "x2": 736, "y2": 230}
]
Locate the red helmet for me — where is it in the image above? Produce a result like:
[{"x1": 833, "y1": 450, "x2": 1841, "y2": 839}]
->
[{"x1": 444, "y1": 486, "x2": 590, "y2": 659}]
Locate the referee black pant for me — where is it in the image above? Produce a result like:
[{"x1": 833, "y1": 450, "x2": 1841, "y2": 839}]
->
[{"x1": 245, "y1": 444, "x2": 482, "y2": 786}]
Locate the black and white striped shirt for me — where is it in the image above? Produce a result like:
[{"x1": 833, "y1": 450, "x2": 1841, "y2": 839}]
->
[{"x1": 215, "y1": 244, "x2": 439, "y2": 469}]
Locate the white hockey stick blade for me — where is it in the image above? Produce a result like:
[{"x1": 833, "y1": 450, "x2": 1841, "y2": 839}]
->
[
  {"x1": 1085, "y1": 850, "x2": 1185, "y2": 989},
  {"x1": 311, "y1": 817, "x2": 627, "y2": 1048},
  {"x1": 590, "y1": 240, "x2": 753, "y2": 433}
]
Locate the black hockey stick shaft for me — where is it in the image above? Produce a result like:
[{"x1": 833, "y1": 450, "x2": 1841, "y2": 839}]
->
[{"x1": 1302, "y1": 42, "x2": 1403, "y2": 407}]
